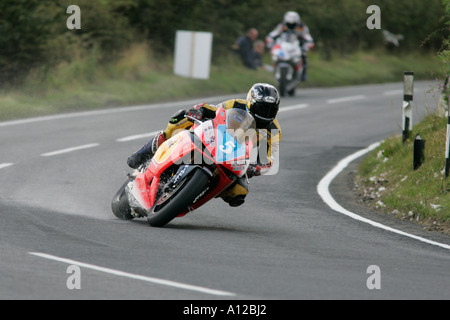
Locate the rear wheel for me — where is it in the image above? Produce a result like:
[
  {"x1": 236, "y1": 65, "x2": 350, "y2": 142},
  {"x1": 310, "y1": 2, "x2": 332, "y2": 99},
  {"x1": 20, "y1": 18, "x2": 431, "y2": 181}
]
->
[
  {"x1": 147, "y1": 169, "x2": 209, "y2": 227},
  {"x1": 111, "y1": 179, "x2": 134, "y2": 220}
]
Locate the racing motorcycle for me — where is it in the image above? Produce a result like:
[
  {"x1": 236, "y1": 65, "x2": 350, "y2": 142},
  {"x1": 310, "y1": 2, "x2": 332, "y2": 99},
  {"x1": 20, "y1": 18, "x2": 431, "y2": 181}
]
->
[
  {"x1": 111, "y1": 107, "x2": 257, "y2": 227},
  {"x1": 270, "y1": 32, "x2": 303, "y2": 97}
]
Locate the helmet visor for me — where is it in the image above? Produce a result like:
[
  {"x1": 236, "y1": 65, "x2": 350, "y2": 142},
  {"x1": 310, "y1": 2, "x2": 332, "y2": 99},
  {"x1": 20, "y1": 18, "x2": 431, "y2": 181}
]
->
[
  {"x1": 286, "y1": 22, "x2": 297, "y2": 29},
  {"x1": 251, "y1": 101, "x2": 278, "y2": 123}
]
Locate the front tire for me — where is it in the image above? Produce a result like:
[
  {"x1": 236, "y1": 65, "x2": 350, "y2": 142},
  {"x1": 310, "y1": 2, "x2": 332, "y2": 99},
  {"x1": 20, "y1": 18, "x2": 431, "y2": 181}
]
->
[
  {"x1": 111, "y1": 179, "x2": 134, "y2": 220},
  {"x1": 278, "y1": 67, "x2": 287, "y2": 97},
  {"x1": 147, "y1": 169, "x2": 209, "y2": 227}
]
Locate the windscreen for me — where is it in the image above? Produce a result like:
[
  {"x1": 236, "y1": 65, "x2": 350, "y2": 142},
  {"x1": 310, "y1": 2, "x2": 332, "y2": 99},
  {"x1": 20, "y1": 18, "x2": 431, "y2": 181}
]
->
[{"x1": 225, "y1": 108, "x2": 257, "y2": 145}]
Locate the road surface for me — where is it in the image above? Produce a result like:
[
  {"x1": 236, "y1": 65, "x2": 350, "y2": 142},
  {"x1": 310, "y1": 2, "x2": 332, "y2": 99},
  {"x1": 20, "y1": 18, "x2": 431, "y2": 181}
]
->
[{"x1": 0, "y1": 81, "x2": 449, "y2": 300}]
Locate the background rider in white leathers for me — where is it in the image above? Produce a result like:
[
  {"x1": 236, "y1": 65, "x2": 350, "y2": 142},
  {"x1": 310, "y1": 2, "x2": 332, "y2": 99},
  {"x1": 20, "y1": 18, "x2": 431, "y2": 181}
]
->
[{"x1": 266, "y1": 11, "x2": 314, "y2": 81}]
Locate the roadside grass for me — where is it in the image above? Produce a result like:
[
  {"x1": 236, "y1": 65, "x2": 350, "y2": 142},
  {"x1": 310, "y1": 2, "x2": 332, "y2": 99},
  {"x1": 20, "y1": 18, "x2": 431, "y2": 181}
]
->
[
  {"x1": 357, "y1": 105, "x2": 450, "y2": 233},
  {"x1": 0, "y1": 43, "x2": 442, "y2": 122},
  {"x1": 307, "y1": 50, "x2": 442, "y2": 87},
  {"x1": 0, "y1": 44, "x2": 272, "y2": 121}
]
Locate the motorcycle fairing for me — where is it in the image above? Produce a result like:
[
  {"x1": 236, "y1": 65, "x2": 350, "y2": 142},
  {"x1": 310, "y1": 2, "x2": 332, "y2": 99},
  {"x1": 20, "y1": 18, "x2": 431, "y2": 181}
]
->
[{"x1": 126, "y1": 107, "x2": 255, "y2": 217}]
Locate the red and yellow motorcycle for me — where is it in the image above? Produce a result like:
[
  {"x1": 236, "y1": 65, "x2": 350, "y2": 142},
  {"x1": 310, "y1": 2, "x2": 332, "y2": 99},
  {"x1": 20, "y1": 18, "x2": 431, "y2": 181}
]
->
[{"x1": 111, "y1": 107, "x2": 256, "y2": 227}]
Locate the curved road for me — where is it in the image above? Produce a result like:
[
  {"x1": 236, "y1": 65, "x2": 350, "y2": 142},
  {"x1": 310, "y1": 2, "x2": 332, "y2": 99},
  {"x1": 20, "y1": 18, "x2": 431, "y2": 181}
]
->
[{"x1": 0, "y1": 81, "x2": 449, "y2": 300}]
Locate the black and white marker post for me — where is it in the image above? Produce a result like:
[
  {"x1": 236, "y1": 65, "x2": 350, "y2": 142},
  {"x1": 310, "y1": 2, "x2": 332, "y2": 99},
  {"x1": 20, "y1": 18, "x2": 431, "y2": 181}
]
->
[
  {"x1": 413, "y1": 134, "x2": 425, "y2": 170},
  {"x1": 445, "y1": 76, "x2": 450, "y2": 178},
  {"x1": 446, "y1": 114, "x2": 450, "y2": 178},
  {"x1": 402, "y1": 71, "x2": 414, "y2": 143}
]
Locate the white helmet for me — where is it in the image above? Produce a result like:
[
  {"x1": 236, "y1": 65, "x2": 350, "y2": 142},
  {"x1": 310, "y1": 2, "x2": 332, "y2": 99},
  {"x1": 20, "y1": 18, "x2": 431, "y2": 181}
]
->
[{"x1": 283, "y1": 11, "x2": 301, "y2": 29}]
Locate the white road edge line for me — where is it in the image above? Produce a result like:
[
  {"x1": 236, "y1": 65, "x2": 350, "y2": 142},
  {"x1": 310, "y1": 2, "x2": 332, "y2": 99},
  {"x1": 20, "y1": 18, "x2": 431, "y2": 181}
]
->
[
  {"x1": 0, "y1": 163, "x2": 14, "y2": 169},
  {"x1": 28, "y1": 252, "x2": 236, "y2": 296},
  {"x1": 41, "y1": 143, "x2": 100, "y2": 157},
  {"x1": 317, "y1": 141, "x2": 450, "y2": 251},
  {"x1": 0, "y1": 95, "x2": 240, "y2": 128},
  {"x1": 278, "y1": 104, "x2": 309, "y2": 112},
  {"x1": 383, "y1": 89, "x2": 403, "y2": 96},
  {"x1": 327, "y1": 95, "x2": 366, "y2": 104},
  {"x1": 116, "y1": 130, "x2": 161, "y2": 142}
]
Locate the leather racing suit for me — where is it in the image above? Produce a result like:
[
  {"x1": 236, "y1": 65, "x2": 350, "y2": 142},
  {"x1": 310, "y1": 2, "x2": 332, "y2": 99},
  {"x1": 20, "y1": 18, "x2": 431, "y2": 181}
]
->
[{"x1": 266, "y1": 23, "x2": 314, "y2": 81}]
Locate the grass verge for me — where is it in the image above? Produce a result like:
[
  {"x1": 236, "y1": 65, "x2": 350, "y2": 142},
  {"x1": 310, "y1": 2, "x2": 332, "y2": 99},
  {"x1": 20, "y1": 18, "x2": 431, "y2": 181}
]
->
[
  {"x1": 356, "y1": 101, "x2": 450, "y2": 234},
  {"x1": 0, "y1": 43, "x2": 443, "y2": 122}
]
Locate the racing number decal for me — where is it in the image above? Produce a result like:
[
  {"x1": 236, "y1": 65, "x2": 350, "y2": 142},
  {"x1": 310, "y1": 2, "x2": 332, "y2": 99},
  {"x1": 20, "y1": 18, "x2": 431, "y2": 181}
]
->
[
  {"x1": 216, "y1": 125, "x2": 245, "y2": 163},
  {"x1": 220, "y1": 141, "x2": 236, "y2": 154}
]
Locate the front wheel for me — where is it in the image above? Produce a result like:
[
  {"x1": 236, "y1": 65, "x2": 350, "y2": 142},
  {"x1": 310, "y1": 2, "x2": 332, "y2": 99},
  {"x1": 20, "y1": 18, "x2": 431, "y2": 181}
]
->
[
  {"x1": 147, "y1": 169, "x2": 209, "y2": 227},
  {"x1": 111, "y1": 178, "x2": 134, "y2": 220},
  {"x1": 278, "y1": 67, "x2": 288, "y2": 97}
]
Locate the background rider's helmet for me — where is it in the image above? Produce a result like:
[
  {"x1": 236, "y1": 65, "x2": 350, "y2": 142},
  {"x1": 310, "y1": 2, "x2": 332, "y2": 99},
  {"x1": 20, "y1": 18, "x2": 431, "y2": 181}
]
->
[
  {"x1": 246, "y1": 83, "x2": 280, "y2": 128},
  {"x1": 283, "y1": 11, "x2": 301, "y2": 29}
]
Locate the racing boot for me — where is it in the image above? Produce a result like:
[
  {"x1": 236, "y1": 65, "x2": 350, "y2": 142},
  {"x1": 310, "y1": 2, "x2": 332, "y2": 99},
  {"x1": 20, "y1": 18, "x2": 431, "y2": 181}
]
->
[
  {"x1": 127, "y1": 131, "x2": 166, "y2": 169},
  {"x1": 220, "y1": 177, "x2": 249, "y2": 207}
]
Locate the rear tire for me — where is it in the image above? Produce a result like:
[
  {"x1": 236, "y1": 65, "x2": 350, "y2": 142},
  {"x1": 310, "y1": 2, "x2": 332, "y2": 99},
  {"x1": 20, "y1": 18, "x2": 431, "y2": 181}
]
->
[
  {"x1": 111, "y1": 179, "x2": 134, "y2": 220},
  {"x1": 147, "y1": 169, "x2": 209, "y2": 227}
]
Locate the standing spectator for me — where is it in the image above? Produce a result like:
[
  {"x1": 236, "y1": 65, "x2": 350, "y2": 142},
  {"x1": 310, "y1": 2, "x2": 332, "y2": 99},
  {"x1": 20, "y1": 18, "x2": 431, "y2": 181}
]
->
[{"x1": 235, "y1": 28, "x2": 260, "y2": 70}]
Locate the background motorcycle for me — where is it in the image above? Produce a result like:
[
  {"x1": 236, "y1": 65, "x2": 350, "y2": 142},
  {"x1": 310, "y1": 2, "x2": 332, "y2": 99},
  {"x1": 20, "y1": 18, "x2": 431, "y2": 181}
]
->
[
  {"x1": 111, "y1": 107, "x2": 256, "y2": 227},
  {"x1": 270, "y1": 32, "x2": 303, "y2": 97}
]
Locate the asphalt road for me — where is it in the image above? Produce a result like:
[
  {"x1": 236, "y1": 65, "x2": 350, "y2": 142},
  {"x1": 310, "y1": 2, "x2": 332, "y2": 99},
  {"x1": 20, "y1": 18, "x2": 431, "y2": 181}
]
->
[{"x1": 0, "y1": 81, "x2": 449, "y2": 300}]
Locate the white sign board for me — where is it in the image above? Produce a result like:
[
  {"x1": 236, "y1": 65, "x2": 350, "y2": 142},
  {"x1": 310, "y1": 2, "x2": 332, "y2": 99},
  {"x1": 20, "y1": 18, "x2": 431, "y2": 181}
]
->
[{"x1": 174, "y1": 31, "x2": 213, "y2": 79}]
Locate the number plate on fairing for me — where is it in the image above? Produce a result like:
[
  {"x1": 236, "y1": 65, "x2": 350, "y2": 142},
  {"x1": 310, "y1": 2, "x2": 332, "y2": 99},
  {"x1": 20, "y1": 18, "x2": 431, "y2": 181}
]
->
[{"x1": 215, "y1": 124, "x2": 246, "y2": 163}]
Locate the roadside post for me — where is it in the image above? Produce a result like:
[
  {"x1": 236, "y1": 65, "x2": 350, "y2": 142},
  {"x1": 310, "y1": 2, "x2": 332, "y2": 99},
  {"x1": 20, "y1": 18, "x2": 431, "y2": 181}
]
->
[
  {"x1": 446, "y1": 114, "x2": 450, "y2": 178},
  {"x1": 413, "y1": 134, "x2": 425, "y2": 170},
  {"x1": 445, "y1": 76, "x2": 450, "y2": 178},
  {"x1": 402, "y1": 71, "x2": 414, "y2": 143}
]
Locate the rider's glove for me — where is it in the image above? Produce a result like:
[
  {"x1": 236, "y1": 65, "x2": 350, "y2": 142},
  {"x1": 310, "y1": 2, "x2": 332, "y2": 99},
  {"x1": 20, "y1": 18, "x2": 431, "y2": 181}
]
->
[
  {"x1": 187, "y1": 103, "x2": 207, "y2": 121},
  {"x1": 246, "y1": 164, "x2": 261, "y2": 178}
]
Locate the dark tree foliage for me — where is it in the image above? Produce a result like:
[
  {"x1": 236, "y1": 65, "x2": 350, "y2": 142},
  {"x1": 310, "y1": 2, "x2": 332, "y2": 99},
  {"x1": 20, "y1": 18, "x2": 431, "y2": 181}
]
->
[
  {"x1": 0, "y1": 0, "x2": 56, "y2": 83},
  {"x1": 0, "y1": 0, "x2": 447, "y2": 85}
]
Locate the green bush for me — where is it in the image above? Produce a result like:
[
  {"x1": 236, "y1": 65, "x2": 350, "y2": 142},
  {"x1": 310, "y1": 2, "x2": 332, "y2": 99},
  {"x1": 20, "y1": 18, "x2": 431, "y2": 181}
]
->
[{"x1": 0, "y1": 0, "x2": 447, "y2": 87}]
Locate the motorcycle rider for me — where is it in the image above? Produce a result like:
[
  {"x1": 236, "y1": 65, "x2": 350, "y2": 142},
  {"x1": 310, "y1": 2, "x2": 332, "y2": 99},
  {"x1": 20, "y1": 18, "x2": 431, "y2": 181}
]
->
[
  {"x1": 266, "y1": 11, "x2": 314, "y2": 81},
  {"x1": 127, "y1": 83, "x2": 281, "y2": 207}
]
